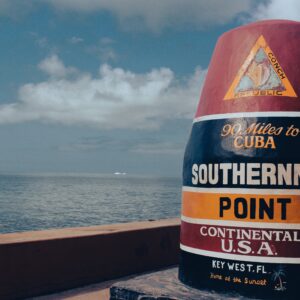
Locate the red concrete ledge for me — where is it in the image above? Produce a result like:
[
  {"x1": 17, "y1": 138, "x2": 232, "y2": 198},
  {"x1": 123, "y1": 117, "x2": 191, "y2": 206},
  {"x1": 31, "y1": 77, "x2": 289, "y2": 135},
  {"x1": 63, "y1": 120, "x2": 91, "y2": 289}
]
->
[{"x1": 0, "y1": 218, "x2": 180, "y2": 300}]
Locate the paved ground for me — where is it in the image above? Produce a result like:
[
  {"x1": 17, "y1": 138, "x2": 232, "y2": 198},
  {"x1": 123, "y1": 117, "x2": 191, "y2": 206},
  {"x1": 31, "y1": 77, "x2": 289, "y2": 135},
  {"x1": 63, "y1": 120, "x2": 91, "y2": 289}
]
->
[
  {"x1": 111, "y1": 267, "x2": 252, "y2": 300},
  {"x1": 30, "y1": 280, "x2": 115, "y2": 300}
]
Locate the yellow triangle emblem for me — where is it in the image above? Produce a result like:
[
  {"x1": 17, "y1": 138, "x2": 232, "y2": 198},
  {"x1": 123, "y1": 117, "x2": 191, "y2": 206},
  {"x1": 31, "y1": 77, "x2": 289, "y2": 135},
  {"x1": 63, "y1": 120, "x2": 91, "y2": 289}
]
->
[{"x1": 224, "y1": 35, "x2": 297, "y2": 100}]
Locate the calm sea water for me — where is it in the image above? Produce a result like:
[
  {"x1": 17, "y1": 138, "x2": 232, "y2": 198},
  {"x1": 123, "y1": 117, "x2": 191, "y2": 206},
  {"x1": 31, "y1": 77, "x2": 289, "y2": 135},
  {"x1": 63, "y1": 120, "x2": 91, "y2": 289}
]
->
[{"x1": 0, "y1": 174, "x2": 181, "y2": 233}]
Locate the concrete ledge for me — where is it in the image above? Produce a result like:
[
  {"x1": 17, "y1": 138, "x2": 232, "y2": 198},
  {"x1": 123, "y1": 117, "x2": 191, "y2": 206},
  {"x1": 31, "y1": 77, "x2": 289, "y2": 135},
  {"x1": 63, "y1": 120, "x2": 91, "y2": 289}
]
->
[
  {"x1": 110, "y1": 267, "x2": 249, "y2": 300},
  {"x1": 0, "y1": 218, "x2": 180, "y2": 300}
]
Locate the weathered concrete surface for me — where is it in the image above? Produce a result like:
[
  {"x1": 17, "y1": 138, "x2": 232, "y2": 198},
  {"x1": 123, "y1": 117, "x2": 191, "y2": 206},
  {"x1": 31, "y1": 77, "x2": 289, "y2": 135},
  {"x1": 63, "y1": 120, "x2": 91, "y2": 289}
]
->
[
  {"x1": 31, "y1": 280, "x2": 112, "y2": 300},
  {"x1": 0, "y1": 218, "x2": 180, "y2": 300},
  {"x1": 110, "y1": 267, "x2": 255, "y2": 300}
]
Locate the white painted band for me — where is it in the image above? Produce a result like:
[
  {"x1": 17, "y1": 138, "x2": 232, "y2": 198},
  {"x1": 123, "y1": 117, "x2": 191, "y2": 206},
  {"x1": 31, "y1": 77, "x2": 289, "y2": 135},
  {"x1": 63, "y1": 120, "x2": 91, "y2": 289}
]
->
[
  {"x1": 182, "y1": 186, "x2": 300, "y2": 195},
  {"x1": 181, "y1": 215, "x2": 300, "y2": 229},
  {"x1": 193, "y1": 111, "x2": 300, "y2": 123},
  {"x1": 180, "y1": 244, "x2": 300, "y2": 264}
]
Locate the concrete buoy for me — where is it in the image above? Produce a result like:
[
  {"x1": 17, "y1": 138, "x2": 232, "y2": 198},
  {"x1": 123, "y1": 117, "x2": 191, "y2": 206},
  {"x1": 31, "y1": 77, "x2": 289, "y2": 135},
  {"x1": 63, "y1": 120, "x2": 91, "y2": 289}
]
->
[{"x1": 179, "y1": 20, "x2": 300, "y2": 299}]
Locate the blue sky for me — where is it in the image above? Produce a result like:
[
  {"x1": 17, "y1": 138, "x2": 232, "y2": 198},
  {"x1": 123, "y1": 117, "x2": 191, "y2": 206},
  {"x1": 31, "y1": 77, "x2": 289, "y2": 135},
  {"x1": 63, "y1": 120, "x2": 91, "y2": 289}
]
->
[{"x1": 0, "y1": 0, "x2": 299, "y2": 175}]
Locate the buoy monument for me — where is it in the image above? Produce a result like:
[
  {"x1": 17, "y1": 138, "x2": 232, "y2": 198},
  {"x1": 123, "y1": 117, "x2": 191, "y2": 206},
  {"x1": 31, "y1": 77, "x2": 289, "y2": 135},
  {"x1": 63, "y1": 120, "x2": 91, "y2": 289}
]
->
[{"x1": 179, "y1": 20, "x2": 300, "y2": 299}]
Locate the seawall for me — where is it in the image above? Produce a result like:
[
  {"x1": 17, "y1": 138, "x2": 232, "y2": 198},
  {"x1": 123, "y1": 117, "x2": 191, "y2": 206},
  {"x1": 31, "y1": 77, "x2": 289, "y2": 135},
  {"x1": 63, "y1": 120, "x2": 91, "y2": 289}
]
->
[{"x1": 0, "y1": 218, "x2": 180, "y2": 299}]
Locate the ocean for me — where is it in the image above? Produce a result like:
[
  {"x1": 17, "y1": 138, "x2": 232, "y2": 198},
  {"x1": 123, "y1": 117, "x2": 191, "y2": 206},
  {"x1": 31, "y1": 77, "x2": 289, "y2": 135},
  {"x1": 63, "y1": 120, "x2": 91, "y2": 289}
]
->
[{"x1": 0, "y1": 174, "x2": 182, "y2": 234}]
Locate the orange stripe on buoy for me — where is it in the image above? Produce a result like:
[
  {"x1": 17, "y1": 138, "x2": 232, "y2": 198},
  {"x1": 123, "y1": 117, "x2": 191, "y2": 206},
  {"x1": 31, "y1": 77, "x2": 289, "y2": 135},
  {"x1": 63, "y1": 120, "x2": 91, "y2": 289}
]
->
[{"x1": 182, "y1": 191, "x2": 300, "y2": 223}]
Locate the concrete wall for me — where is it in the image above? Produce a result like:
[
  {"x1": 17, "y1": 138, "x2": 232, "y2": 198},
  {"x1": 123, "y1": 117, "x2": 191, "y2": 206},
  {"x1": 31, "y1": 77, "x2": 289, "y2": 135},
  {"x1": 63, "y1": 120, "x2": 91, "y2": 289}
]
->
[{"x1": 0, "y1": 218, "x2": 180, "y2": 300}]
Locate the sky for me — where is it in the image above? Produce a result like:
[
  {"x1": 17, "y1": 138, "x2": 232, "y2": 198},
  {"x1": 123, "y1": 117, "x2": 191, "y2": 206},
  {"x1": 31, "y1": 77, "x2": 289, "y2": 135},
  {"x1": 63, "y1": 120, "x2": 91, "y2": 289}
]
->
[{"x1": 0, "y1": 0, "x2": 299, "y2": 176}]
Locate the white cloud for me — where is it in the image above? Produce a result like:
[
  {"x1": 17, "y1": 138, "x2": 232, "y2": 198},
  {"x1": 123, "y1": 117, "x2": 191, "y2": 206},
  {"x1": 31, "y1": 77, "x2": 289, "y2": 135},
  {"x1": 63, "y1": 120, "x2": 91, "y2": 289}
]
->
[
  {"x1": 59, "y1": 136, "x2": 185, "y2": 155},
  {"x1": 250, "y1": 0, "x2": 300, "y2": 21},
  {"x1": 2, "y1": 1, "x2": 299, "y2": 32},
  {"x1": 0, "y1": 0, "x2": 10, "y2": 10},
  {"x1": 0, "y1": 55, "x2": 206, "y2": 129},
  {"x1": 36, "y1": 37, "x2": 48, "y2": 48},
  {"x1": 100, "y1": 37, "x2": 115, "y2": 45},
  {"x1": 44, "y1": 0, "x2": 253, "y2": 32},
  {"x1": 86, "y1": 42, "x2": 118, "y2": 62},
  {"x1": 86, "y1": 37, "x2": 117, "y2": 62},
  {"x1": 38, "y1": 55, "x2": 78, "y2": 78},
  {"x1": 29, "y1": 33, "x2": 59, "y2": 52},
  {"x1": 98, "y1": 48, "x2": 117, "y2": 62},
  {"x1": 132, "y1": 141, "x2": 183, "y2": 155},
  {"x1": 68, "y1": 36, "x2": 84, "y2": 44},
  {"x1": 0, "y1": 0, "x2": 33, "y2": 17}
]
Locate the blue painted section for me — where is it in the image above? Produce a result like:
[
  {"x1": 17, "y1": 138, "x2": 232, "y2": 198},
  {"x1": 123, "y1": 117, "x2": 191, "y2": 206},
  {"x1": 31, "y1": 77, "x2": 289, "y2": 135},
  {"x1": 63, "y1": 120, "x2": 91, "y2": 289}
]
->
[{"x1": 183, "y1": 117, "x2": 300, "y2": 188}]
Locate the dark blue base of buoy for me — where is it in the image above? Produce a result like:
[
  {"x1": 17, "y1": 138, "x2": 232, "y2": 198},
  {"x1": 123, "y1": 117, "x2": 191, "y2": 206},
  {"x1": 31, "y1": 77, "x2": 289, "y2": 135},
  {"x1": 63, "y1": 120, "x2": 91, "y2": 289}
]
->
[
  {"x1": 179, "y1": 251, "x2": 300, "y2": 300},
  {"x1": 110, "y1": 267, "x2": 253, "y2": 300}
]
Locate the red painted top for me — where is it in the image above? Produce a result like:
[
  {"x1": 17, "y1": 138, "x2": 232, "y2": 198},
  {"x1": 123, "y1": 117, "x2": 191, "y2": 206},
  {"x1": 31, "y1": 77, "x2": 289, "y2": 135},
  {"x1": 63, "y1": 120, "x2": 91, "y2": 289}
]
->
[{"x1": 195, "y1": 20, "x2": 300, "y2": 118}]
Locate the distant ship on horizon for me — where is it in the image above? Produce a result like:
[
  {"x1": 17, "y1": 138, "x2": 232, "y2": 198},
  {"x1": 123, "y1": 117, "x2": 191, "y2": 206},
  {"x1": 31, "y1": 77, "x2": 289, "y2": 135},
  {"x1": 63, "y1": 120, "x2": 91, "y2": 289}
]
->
[{"x1": 114, "y1": 172, "x2": 127, "y2": 175}]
